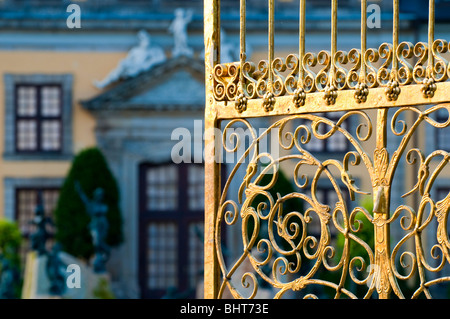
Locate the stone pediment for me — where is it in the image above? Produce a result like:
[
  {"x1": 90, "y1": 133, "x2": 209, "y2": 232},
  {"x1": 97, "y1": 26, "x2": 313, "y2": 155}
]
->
[{"x1": 81, "y1": 56, "x2": 205, "y2": 112}]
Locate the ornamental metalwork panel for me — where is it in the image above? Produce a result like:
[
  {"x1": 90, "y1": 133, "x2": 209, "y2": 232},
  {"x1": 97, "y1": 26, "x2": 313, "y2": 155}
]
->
[{"x1": 204, "y1": 0, "x2": 450, "y2": 299}]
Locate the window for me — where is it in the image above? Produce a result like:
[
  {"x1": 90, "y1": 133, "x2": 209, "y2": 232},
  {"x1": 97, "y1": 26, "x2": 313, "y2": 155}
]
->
[
  {"x1": 436, "y1": 108, "x2": 450, "y2": 151},
  {"x1": 139, "y1": 163, "x2": 205, "y2": 298},
  {"x1": 294, "y1": 112, "x2": 349, "y2": 153},
  {"x1": 15, "y1": 188, "x2": 59, "y2": 259},
  {"x1": 15, "y1": 85, "x2": 62, "y2": 153},
  {"x1": 4, "y1": 74, "x2": 73, "y2": 160}
]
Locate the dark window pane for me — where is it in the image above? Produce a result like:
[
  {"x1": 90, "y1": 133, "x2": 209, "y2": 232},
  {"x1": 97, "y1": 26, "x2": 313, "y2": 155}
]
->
[
  {"x1": 188, "y1": 165, "x2": 204, "y2": 211},
  {"x1": 41, "y1": 120, "x2": 61, "y2": 151},
  {"x1": 41, "y1": 86, "x2": 61, "y2": 117},
  {"x1": 17, "y1": 120, "x2": 37, "y2": 151},
  {"x1": 17, "y1": 86, "x2": 37, "y2": 116},
  {"x1": 147, "y1": 223, "x2": 178, "y2": 289},
  {"x1": 145, "y1": 165, "x2": 178, "y2": 211},
  {"x1": 16, "y1": 188, "x2": 59, "y2": 260},
  {"x1": 17, "y1": 190, "x2": 37, "y2": 236}
]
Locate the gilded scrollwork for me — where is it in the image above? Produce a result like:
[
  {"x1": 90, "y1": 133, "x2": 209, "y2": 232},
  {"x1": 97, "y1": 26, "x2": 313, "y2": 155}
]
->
[
  {"x1": 213, "y1": 104, "x2": 450, "y2": 299},
  {"x1": 212, "y1": 38, "x2": 450, "y2": 107},
  {"x1": 386, "y1": 105, "x2": 450, "y2": 298},
  {"x1": 215, "y1": 113, "x2": 379, "y2": 299},
  {"x1": 205, "y1": 0, "x2": 450, "y2": 300},
  {"x1": 284, "y1": 54, "x2": 300, "y2": 95}
]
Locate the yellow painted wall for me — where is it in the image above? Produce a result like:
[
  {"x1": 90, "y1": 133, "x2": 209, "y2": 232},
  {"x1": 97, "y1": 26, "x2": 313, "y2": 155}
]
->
[{"x1": 0, "y1": 50, "x2": 128, "y2": 217}]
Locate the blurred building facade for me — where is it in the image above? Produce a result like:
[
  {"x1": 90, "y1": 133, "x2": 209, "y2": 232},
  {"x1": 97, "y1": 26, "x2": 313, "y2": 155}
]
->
[{"x1": 0, "y1": 0, "x2": 448, "y2": 298}]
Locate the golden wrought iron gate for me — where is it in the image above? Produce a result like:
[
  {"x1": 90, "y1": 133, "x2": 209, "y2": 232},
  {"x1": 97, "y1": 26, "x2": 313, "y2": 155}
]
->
[{"x1": 204, "y1": 0, "x2": 450, "y2": 299}]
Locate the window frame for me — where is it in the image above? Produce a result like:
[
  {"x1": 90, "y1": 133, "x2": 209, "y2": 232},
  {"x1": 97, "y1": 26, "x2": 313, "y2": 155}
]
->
[
  {"x1": 138, "y1": 162, "x2": 206, "y2": 298},
  {"x1": 14, "y1": 84, "x2": 63, "y2": 154},
  {"x1": 12, "y1": 184, "x2": 61, "y2": 262},
  {"x1": 4, "y1": 74, "x2": 73, "y2": 160},
  {"x1": 4, "y1": 177, "x2": 64, "y2": 223},
  {"x1": 14, "y1": 187, "x2": 60, "y2": 239}
]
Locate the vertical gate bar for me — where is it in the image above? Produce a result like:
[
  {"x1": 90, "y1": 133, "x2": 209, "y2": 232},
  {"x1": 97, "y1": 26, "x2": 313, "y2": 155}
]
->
[
  {"x1": 427, "y1": 0, "x2": 435, "y2": 78},
  {"x1": 298, "y1": 0, "x2": 305, "y2": 87},
  {"x1": 240, "y1": 0, "x2": 246, "y2": 56},
  {"x1": 240, "y1": 0, "x2": 246, "y2": 92},
  {"x1": 392, "y1": 0, "x2": 399, "y2": 73},
  {"x1": 204, "y1": 0, "x2": 221, "y2": 299},
  {"x1": 331, "y1": 0, "x2": 338, "y2": 79},
  {"x1": 360, "y1": 0, "x2": 367, "y2": 81},
  {"x1": 268, "y1": 0, "x2": 274, "y2": 91},
  {"x1": 374, "y1": 108, "x2": 392, "y2": 299}
]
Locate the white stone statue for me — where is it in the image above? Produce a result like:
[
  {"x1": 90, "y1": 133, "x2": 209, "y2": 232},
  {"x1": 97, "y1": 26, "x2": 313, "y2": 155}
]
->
[
  {"x1": 94, "y1": 30, "x2": 166, "y2": 89},
  {"x1": 169, "y1": 8, "x2": 194, "y2": 58}
]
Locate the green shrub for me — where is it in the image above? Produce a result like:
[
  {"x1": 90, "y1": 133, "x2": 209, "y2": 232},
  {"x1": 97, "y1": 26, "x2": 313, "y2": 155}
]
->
[
  {"x1": 0, "y1": 219, "x2": 22, "y2": 266},
  {"x1": 0, "y1": 219, "x2": 22, "y2": 298},
  {"x1": 54, "y1": 147, "x2": 123, "y2": 260}
]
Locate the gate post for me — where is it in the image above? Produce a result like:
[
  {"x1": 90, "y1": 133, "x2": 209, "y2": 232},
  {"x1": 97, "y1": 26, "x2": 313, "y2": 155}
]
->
[{"x1": 204, "y1": 0, "x2": 221, "y2": 299}]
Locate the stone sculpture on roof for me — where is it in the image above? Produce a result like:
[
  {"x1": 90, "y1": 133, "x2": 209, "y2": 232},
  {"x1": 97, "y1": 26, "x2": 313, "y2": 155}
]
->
[
  {"x1": 94, "y1": 30, "x2": 166, "y2": 89},
  {"x1": 169, "y1": 8, "x2": 194, "y2": 58}
]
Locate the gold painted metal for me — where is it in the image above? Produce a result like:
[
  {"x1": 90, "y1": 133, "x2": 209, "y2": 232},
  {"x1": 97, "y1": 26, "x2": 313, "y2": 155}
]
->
[
  {"x1": 212, "y1": 1, "x2": 449, "y2": 105},
  {"x1": 298, "y1": 0, "x2": 305, "y2": 86},
  {"x1": 263, "y1": 0, "x2": 276, "y2": 112},
  {"x1": 323, "y1": 0, "x2": 338, "y2": 105},
  {"x1": 292, "y1": 0, "x2": 306, "y2": 108},
  {"x1": 204, "y1": 0, "x2": 450, "y2": 299},
  {"x1": 355, "y1": 0, "x2": 368, "y2": 103},
  {"x1": 204, "y1": 0, "x2": 221, "y2": 299},
  {"x1": 235, "y1": 0, "x2": 248, "y2": 112}
]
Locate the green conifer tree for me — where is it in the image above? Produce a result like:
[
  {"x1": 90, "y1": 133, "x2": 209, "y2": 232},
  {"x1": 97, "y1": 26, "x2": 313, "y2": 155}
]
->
[{"x1": 54, "y1": 147, "x2": 123, "y2": 260}]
